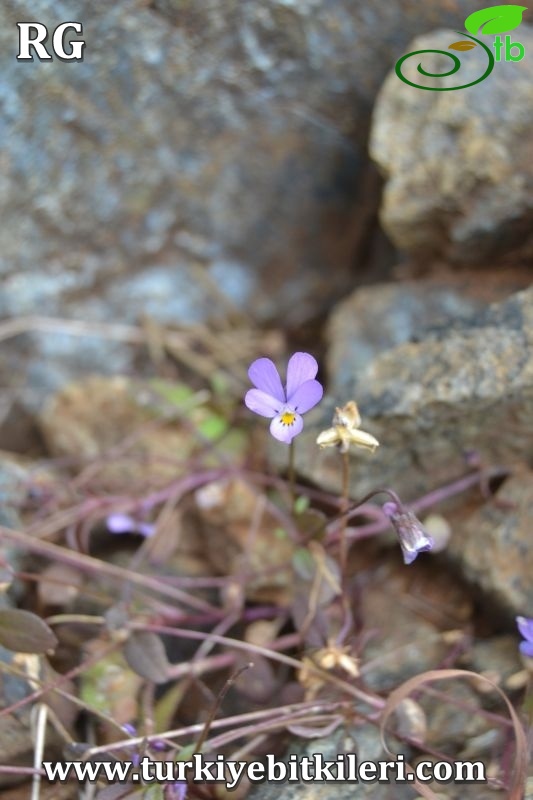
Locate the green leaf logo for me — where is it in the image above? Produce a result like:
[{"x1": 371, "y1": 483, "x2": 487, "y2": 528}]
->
[
  {"x1": 464, "y1": 5, "x2": 527, "y2": 35},
  {"x1": 449, "y1": 40, "x2": 478, "y2": 50}
]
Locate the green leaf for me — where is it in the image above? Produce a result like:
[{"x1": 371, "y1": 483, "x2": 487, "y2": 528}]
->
[
  {"x1": 141, "y1": 787, "x2": 165, "y2": 800},
  {"x1": 149, "y1": 380, "x2": 195, "y2": 408},
  {"x1": 176, "y1": 743, "x2": 197, "y2": 761},
  {"x1": 196, "y1": 411, "x2": 227, "y2": 440},
  {"x1": 154, "y1": 681, "x2": 188, "y2": 732},
  {"x1": 293, "y1": 495, "x2": 310, "y2": 515},
  {"x1": 209, "y1": 371, "x2": 231, "y2": 397},
  {"x1": 0, "y1": 608, "x2": 57, "y2": 653},
  {"x1": 292, "y1": 547, "x2": 315, "y2": 580},
  {"x1": 464, "y1": 5, "x2": 527, "y2": 35}
]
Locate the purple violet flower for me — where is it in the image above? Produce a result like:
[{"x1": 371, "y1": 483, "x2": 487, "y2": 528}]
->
[
  {"x1": 382, "y1": 501, "x2": 433, "y2": 565},
  {"x1": 516, "y1": 616, "x2": 533, "y2": 657},
  {"x1": 122, "y1": 723, "x2": 137, "y2": 736},
  {"x1": 165, "y1": 782, "x2": 188, "y2": 800},
  {"x1": 245, "y1": 352, "x2": 323, "y2": 444},
  {"x1": 106, "y1": 513, "x2": 155, "y2": 538}
]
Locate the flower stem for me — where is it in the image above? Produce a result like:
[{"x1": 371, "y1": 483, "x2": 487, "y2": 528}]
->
[
  {"x1": 288, "y1": 439, "x2": 296, "y2": 510},
  {"x1": 335, "y1": 450, "x2": 353, "y2": 646},
  {"x1": 339, "y1": 450, "x2": 350, "y2": 575}
]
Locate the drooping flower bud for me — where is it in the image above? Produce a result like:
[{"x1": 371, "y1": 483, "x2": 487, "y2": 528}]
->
[{"x1": 382, "y1": 501, "x2": 433, "y2": 565}]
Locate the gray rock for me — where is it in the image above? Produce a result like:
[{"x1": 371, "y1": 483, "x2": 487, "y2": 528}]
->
[
  {"x1": 0, "y1": 636, "x2": 75, "y2": 788},
  {"x1": 250, "y1": 552, "x2": 507, "y2": 800},
  {"x1": 357, "y1": 555, "x2": 472, "y2": 693},
  {"x1": 0, "y1": 644, "x2": 38, "y2": 787},
  {"x1": 465, "y1": 635, "x2": 523, "y2": 690},
  {"x1": 0, "y1": 0, "x2": 493, "y2": 400},
  {"x1": 0, "y1": 458, "x2": 28, "y2": 529},
  {"x1": 287, "y1": 285, "x2": 533, "y2": 502},
  {"x1": 250, "y1": 724, "x2": 413, "y2": 800},
  {"x1": 370, "y1": 25, "x2": 533, "y2": 263},
  {"x1": 326, "y1": 279, "x2": 487, "y2": 398},
  {"x1": 448, "y1": 470, "x2": 533, "y2": 616}
]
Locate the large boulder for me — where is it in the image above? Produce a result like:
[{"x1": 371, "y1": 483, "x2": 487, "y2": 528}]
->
[
  {"x1": 447, "y1": 469, "x2": 533, "y2": 616},
  {"x1": 1, "y1": 0, "x2": 495, "y2": 397},
  {"x1": 370, "y1": 25, "x2": 533, "y2": 263},
  {"x1": 286, "y1": 283, "x2": 533, "y2": 502}
]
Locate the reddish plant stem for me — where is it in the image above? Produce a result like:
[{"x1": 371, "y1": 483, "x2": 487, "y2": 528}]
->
[
  {"x1": 0, "y1": 766, "x2": 45, "y2": 777},
  {"x1": 0, "y1": 524, "x2": 218, "y2": 614},
  {"x1": 0, "y1": 640, "x2": 120, "y2": 720},
  {"x1": 85, "y1": 699, "x2": 356, "y2": 758},
  {"x1": 166, "y1": 632, "x2": 300, "y2": 681},
  {"x1": 132, "y1": 622, "x2": 384, "y2": 710},
  {"x1": 206, "y1": 712, "x2": 343, "y2": 750},
  {"x1": 326, "y1": 468, "x2": 509, "y2": 545}
]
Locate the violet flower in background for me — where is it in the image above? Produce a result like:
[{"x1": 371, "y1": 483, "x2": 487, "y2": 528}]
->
[
  {"x1": 382, "y1": 501, "x2": 433, "y2": 565},
  {"x1": 165, "y1": 783, "x2": 188, "y2": 800},
  {"x1": 106, "y1": 513, "x2": 155, "y2": 538},
  {"x1": 245, "y1": 352, "x2": 323, "y2": 444},
  {"x1": 516, "y1": 616, "x2": 533, "y2": 657}
]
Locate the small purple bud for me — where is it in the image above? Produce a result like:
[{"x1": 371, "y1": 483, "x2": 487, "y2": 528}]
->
[
  {"x1": 166, "y1": 782, "x2": 188, "y2": 800},
  {"x1": 517, "y1": 616, "x2": 533, "y2": 657},
  {"x1": 150, "y1": 737, "x2": 170, "y2": 752},
  {"x1": 464, "y1": 449, "x2": 482, "y2": 468},
  {"x1": 107, "y1": 513, "x2": 155, "y2": 538},
  {"x1": 122, "y1": 723, "x2": 137, "y2": 736},
  {"x1": 383, "y1": 502, "x2": 433, "y2": 565}
]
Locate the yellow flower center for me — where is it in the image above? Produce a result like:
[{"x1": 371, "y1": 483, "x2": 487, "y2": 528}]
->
[{"x1": 280, "y1": 410, "x2": 296, "y2": 426}]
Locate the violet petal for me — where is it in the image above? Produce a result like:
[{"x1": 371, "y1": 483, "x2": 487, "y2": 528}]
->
[
  {"x1": 270, "y1": 412, "x2": 303, "y2": 444},
  {"x1": 248, "y1": 358, "x2": 285, "y2": 402},
  {"x1": 384, "y1": 505, "x2": 433, "y2": 565},
  {"x1": 399, "y1": 536, "x2": 432, "y2": 565},
  {"x1": 166, "y1": 783, "x2": 188, "y2": 800},
  {"x1": 285, "y1": 352, "x2": 318, "y2": 399},
  {"x1": 288, "y1": 379, "x2": 323, "y2": 413},
  {"x1": 244, "y1": 388, "x2": 281, "y2": 418},
  {"x1": 382, "y1": 501, "x2": 399, "y2": 518},
  {"x1": 517, "y1": 616, "x2": 533, "y2": 643},
  {"x1": 519, "y1": 640, "x2": 533, "y2": 658},
  {"x1": 122, "y1": 723, "x2": 137, "y2": 736},
  {"x1": 139, "y1": 522, "x2": 155, "y2": 537},
  {"x1": 107, "y1": 513, "x2": 135, "y2": 533},
  {"x1": 107, "y1": 513, "x2": 155, "y2": 538}
]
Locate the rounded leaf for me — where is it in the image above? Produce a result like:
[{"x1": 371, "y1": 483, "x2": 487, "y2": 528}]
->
[
  {"x1": 124, "y1": 630, "x2": 170, "y2": 684},
  {"x1": 0, "y1": 608, "x2": 57, "y2": 653},
  {"x1": 464, "y1": 5, "x2": 527, "y2": 35}
]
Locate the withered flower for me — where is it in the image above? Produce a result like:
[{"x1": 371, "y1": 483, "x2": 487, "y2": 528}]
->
[
  {"x1": 298, "y1": 641, "x2": 360, "y2": 698},
  {"x1": 316, "y1": 401, "x2": 379, "y2": 454}
]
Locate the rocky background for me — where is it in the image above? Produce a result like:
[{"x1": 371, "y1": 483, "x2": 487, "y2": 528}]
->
[
  {"x1": 2, "y1": 0, "x2": 525, "y2": 395},
  {"x1": 0, "y1": 0, "x2": 533, "y2": 798}
]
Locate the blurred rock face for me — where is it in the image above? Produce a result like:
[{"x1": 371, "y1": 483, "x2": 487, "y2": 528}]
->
[
  {"x1": 290, "y1": 284, "x2": 533, "y2": 501},
  {"x1": 370, "y1": 25, "x2": 533, "y2": 263},
  {"x1": 447, "y1": 470, "x2": 533, "y2": 615},
  {"x1": 0, "y1": 0, "x2": 491, "y2": 395}
]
